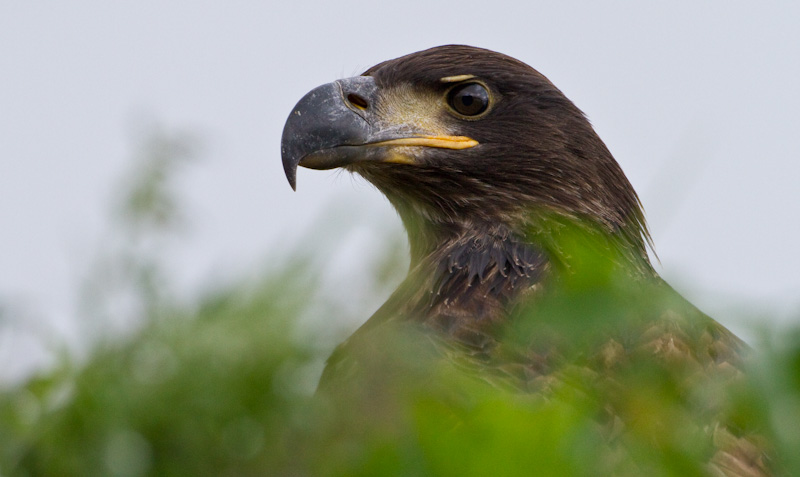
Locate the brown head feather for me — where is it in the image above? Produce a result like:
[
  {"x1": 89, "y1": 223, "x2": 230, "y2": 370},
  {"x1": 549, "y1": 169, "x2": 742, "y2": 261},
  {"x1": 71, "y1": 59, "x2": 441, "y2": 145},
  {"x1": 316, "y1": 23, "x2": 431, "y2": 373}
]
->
[{"x1": 353, "y1": 45, "x2": 652, "y2": 270}]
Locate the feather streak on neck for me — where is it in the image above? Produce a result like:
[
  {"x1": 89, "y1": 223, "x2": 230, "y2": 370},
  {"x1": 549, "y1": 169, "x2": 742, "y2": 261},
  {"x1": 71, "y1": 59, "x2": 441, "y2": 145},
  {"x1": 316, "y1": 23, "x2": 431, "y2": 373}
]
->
[{"x1": 401, "y1": 222, "x2": 548, "y2": 348}]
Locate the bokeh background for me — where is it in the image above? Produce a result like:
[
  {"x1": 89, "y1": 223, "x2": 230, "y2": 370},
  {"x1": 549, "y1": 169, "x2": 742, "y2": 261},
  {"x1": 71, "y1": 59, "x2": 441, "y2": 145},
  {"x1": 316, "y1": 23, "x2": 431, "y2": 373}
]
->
[{"x1": 2, "y1": 2, "x2": 799, "y2": 381}]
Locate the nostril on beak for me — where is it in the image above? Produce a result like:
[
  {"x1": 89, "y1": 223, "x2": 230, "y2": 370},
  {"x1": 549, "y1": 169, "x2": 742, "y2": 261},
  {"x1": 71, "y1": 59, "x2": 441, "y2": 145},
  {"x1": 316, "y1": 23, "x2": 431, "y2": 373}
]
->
[{"x1": 347, "y1": 93, "x2": 369, "y2": 110}]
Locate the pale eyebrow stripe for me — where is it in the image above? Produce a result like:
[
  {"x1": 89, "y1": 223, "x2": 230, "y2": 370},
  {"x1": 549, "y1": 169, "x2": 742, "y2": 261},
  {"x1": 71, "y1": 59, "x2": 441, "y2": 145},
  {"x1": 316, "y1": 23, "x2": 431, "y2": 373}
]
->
[{"x1": 439, "y1": 74, "x2": 476, "y2": 83}]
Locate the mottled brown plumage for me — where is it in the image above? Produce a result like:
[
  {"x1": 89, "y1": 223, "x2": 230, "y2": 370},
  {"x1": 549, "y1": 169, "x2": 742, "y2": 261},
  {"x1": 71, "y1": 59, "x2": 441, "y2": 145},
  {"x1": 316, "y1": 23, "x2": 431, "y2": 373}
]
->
[{"x1": 281, "y1": 45, "x2": 769, "y2": 476}]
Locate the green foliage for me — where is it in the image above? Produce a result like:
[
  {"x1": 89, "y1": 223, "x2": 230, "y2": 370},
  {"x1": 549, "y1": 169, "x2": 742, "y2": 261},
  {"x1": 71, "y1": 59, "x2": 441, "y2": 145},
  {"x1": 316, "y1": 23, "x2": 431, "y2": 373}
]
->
[
  {"x1": 1, "y1": 132, "x2": 799, "y2": 476},
  {"x1": 8, "y1": 297, "x2": 797, "y2": 476},
  {"x1": 1, "y1": 269, "x2": 317, "y2": 476}
]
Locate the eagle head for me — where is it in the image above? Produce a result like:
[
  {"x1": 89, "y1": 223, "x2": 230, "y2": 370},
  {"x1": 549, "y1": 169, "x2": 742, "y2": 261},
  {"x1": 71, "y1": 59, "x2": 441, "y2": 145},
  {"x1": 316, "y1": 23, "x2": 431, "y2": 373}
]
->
[{"x1": 282, "y1": 45, "x2": 651, "y2": 271}]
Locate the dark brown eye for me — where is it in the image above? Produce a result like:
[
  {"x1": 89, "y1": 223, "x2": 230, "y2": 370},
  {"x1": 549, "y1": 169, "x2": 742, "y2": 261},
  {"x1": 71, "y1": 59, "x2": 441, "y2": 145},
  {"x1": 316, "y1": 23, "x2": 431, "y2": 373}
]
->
[{"x1": 447, "y1": 82, "x2": 489, "y2": 116}]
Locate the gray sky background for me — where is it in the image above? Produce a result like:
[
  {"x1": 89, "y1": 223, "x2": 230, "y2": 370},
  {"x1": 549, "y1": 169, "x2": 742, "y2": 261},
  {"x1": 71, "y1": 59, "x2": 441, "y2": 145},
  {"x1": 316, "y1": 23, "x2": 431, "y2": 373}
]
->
[{"x1": 2, "y1": 2, "x2": 799, "y2": 378}]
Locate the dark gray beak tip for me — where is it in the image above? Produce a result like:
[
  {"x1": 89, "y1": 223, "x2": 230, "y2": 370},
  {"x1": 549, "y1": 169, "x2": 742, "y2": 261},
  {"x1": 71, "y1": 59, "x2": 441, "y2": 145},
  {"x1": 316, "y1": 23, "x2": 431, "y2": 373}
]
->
[
  {"x1": 286, "y1": 173, "x2": 297, "y2": 191},
  {"x1": 281, "y1": 144, "x2": 298, "y2": 191}
]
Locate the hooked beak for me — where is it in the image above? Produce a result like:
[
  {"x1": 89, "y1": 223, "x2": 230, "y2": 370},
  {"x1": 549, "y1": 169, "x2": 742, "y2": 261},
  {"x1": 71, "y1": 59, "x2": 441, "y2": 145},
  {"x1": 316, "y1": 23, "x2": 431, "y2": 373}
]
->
[{"x1": 280, "y1": 76, "x2": 477, "y2": 190}]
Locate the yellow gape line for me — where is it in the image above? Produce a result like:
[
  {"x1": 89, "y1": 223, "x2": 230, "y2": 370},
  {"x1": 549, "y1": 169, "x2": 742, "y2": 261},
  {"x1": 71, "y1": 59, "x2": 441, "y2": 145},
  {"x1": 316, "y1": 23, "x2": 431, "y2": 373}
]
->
[{"x1": 369, "y1": 135, "x2": 479, "y2": 150}]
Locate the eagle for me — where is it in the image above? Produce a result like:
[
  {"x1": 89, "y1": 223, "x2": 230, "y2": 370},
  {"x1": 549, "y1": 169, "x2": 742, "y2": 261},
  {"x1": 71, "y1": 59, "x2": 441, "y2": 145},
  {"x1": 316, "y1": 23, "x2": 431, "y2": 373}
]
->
[{"x1": 281, "y1": 45, "x2": 769, "y2": 476}]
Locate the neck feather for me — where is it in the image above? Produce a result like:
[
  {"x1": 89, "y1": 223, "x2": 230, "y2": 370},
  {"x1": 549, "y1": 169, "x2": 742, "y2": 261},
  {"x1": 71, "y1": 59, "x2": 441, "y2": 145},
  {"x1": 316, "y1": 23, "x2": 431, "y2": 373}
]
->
[{"x1": 389, "y1": 216, "x2": 549, "y2": 348}]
